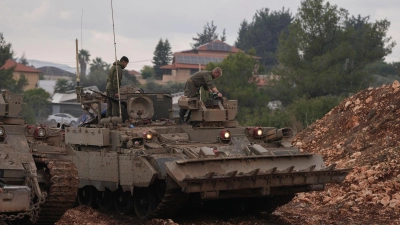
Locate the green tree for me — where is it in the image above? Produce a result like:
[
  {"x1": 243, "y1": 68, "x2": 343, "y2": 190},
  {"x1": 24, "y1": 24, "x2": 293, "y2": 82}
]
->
[
  {"x1": 21, "y1": 104, "x2": 36, "y2": 124},
  {"x1": 0, "y1": 33, "x2": 28, "y2": 93},
  {"x1": 0, "y1": 33, "x2": 15, "y2": 90},
  {"x1": 365, "y1": 60, "x2": 398, "y2": 77},
  {"x1": 220, "y1": 29, "x2": 227, "y2": 42},
  {"x1": 235, "y1": 8, "x2": 293, "y2": 71},
  {"x1": 81, "y1": 69, "x2": 108, "y2": 92},
  {"x1": 80, "y1": 57, "x2": 112, "y2": 91},
  {"x1": 140, "y1": 65, "x2": 154, "y2": 79},
  {"x1": 0, "y1": 32, "x2": 13, "y2": 66},
  {"x1": 19, "y1": 52, "x2": 29, "y2": 65},
  {"x1": 276, "y1": 0, "x2": 395, "y2": 100},
  {"x1": 205, "y1": 52, "x2": 270, "y2": 124},
  {"x1": 152, "y1": 39, "x2": 172, "y2": 80},
  {"x1": 288, "y1": 95, "x2": 343, "y2": 127},
  {"x1": 191, "y1": 21, "x2": 223, "y2": 48},
  {"x1": 54, "y1": 78, "x2": 71, "y2": 93},
  {"x1": 23, "y1": 88, "x2": 51, "y2": 121},
  {"x1": 121, "y1": 70, "x2": 139, "y2": 87},
  {"x1": 11, "y1": 74, "x2": 28, "y2": 94},
  {"x1": 235, "y1": 20, "x2": 249, "y2": 50},
  {"x1": 90, "y1": 57, "x2": 109, "y2": 73},
  {"x1": 163, "y1": 39, "x2": 173, "y2": 65},
  {"x1": 78, "y1": 49, "x2": 91, "y2": 77}
]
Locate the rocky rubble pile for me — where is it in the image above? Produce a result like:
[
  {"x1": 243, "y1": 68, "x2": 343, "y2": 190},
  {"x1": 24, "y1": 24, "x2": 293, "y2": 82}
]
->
[{"x1": 278, "y1": 81, "x2": 400, "y2": 224}]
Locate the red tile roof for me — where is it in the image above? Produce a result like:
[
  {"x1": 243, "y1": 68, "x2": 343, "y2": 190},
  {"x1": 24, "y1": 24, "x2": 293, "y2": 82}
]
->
[
  {"x1": 174, "y1": 52, "x2": 226, "y2": 58},
  {"x1": 196, "y1": 40, "x2": 241, "y2": 53},
  {"x1": 160, "y1": 64, "x2": 206, "y2": 70},
  {"x1": 160, "y1": 40, "x2": 260, "y2": 71},
  {"x1": 1, "y1": 59, "x2": 41, "y2": 73},
  {"x1": 128, "y1": 69, "x2": 141, "y2": 76}
]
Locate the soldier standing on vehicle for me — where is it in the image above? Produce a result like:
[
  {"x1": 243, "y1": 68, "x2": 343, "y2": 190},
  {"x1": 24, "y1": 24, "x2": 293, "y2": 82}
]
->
[
  {"x1": 106, "y1": 56, "x2": 129, "y2": 117},
  {"x1": 179, "y1": 67, "x2": 223, "y2": 124}
]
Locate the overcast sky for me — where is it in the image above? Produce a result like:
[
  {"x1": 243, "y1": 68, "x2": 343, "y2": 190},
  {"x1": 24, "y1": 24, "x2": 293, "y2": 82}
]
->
[{"x1": 1, "y1": 0, "x2": 400, "y2": 72}]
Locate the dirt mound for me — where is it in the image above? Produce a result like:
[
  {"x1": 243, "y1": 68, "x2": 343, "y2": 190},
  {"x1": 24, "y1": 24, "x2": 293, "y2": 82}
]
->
[
  {"x1": 277, "y1": 81, "x2": 400, "y2": 224},
  {"x1": 56, "y1": 205, "x2": 284, "y2": 225},
  {"x1": 55, "y1": 206, "x2": 180, "y2": 225}
]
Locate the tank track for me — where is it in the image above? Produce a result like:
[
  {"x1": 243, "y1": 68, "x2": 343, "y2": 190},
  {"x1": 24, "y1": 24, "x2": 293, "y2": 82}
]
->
[
  {"x1": 36, "y1": 159, "x2": 79, "y2": 224},
  {"x1": 147, "y1": 189, "x2": 188, "y2": 219}
]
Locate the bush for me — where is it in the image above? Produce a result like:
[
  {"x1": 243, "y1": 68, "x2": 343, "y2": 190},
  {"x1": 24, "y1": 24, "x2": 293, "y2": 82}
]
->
[{"x1": 288, "y1": 95, "x2": 343, "y2": 127}]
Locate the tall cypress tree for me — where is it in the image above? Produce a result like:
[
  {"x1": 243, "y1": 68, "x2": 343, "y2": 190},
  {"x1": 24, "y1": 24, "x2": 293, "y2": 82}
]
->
[
  {"x1": 152, "y1": 39, "x2": 173, "y2": 80},
  {"x1": 152, "y1": 39, "x2": 164, "y2": 80},
  {"x1": 162, "y1": 39, "x2": 173, "y2": 65},
  {"x1": 235, "y1": 20, "x2": 249, "y2": 49}
]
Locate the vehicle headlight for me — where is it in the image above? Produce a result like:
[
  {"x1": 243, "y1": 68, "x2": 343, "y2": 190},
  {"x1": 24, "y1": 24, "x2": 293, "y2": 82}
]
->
[
  {"x1": 220, "y1": 130, "x2": 231, "y2": 140},
  {"x1": 144, "y1": 131, "x2": 153, "y2": 140},
  {"x1": 253, "y1": 127, "x2": 263, "y2": 138},
  {"x1": 37, "y1": 128, "x2": 46, "y2": 137},
  {"x1": 224, "y1": 132, "x2": 230, "y2": 139},
  {"x1": 0, "y1": 127, "x2": 4, "y2": 136}
]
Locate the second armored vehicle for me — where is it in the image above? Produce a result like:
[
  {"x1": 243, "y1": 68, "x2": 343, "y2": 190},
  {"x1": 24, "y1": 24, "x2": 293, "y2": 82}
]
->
[{"x1": 0, "y1": 90, "x2": 79, "y2": 224}]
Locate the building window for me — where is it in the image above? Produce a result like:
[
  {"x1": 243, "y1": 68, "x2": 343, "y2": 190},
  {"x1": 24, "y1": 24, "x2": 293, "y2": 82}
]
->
[{"x1": 164, "y1": 69, "x2": 172, "y2": 75}]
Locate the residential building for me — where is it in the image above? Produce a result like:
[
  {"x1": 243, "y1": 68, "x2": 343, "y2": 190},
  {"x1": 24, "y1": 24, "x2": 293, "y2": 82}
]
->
[
  {"x1": 50, "y1": 86, "x2": 100, "y2": 117},
  {"x1": 128, "y1": 69, "x2": 141, "y2": 80},
  {"x1": 37, "y1": 66, "x2": 75, "y2": 81},
  {"x1": 0, "y1": 59, "x2": 41, "y2": 90},
  {"x1": 38, "y1": 80, "x2": 57, "y2": 96},
  {"x1": 160, "y1": 40, "x2": 242, "y2": 83}
]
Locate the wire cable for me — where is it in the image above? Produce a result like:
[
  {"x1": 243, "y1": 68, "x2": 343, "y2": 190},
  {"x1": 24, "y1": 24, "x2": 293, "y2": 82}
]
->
[{"x1": 110, "y1": 0, "x2": 122, "y2": 118}]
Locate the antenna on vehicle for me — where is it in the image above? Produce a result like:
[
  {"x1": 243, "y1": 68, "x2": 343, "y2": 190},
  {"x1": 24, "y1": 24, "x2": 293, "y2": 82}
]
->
[
  {"x1": 75, "y1": 39, "x2": 80, "y2": 87},
  {"x1": 75, "y1": 38, "x2": 82, "y2": 103},
  {"x1": 110, "y1": 0, "x2": 122, "y2": 118},
  {"x1": 75, "y1": 9, "x2": 83, "y2": 102},
  {"x1": 81, "y1": 9, "x2": 83, "y2": 50}
]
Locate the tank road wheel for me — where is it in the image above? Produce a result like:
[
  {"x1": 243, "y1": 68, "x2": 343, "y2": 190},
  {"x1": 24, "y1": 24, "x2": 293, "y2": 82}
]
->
[
  {"x1": 114, "y1": 188, "x2": 134, "y2": 215},
  {"x1": 133, "y1": 187, "x2": 158, "y2": 219},
  {"x1": 133, "y1": 179, "x2": 189, "y2": 219},
  {"x1": 97, "y1": 188, "x2": 114, "y2": 211},
  {"x1": 78, "y1": 186, "x2": 97, "y2": 207}
]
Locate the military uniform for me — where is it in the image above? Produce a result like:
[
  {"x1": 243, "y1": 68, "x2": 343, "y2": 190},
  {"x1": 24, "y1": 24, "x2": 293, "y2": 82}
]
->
[
  {"x1": 183, "y1": 71, "x2": 215, "y2": 97},
  {"x1": 179, "y1": 71, "x2": 216, "y2": 122},
  {"x1": 106, "y1": 61, "x2": 124, "y2": 117}
]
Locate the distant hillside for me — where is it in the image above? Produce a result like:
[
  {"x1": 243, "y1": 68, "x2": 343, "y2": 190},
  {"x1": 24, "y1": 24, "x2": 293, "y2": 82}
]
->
[{"x1": 16, "y1": 58, "x2": 76, "y2": 74}]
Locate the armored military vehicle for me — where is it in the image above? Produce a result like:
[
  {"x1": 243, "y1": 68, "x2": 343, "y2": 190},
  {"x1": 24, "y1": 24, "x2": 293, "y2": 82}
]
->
[
  {"x1": 55, "y1": 85, "x2": 351, "y2": 219},
  {"x1": 0, "y1": 90, "x2": 78, "y2": 224}
]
